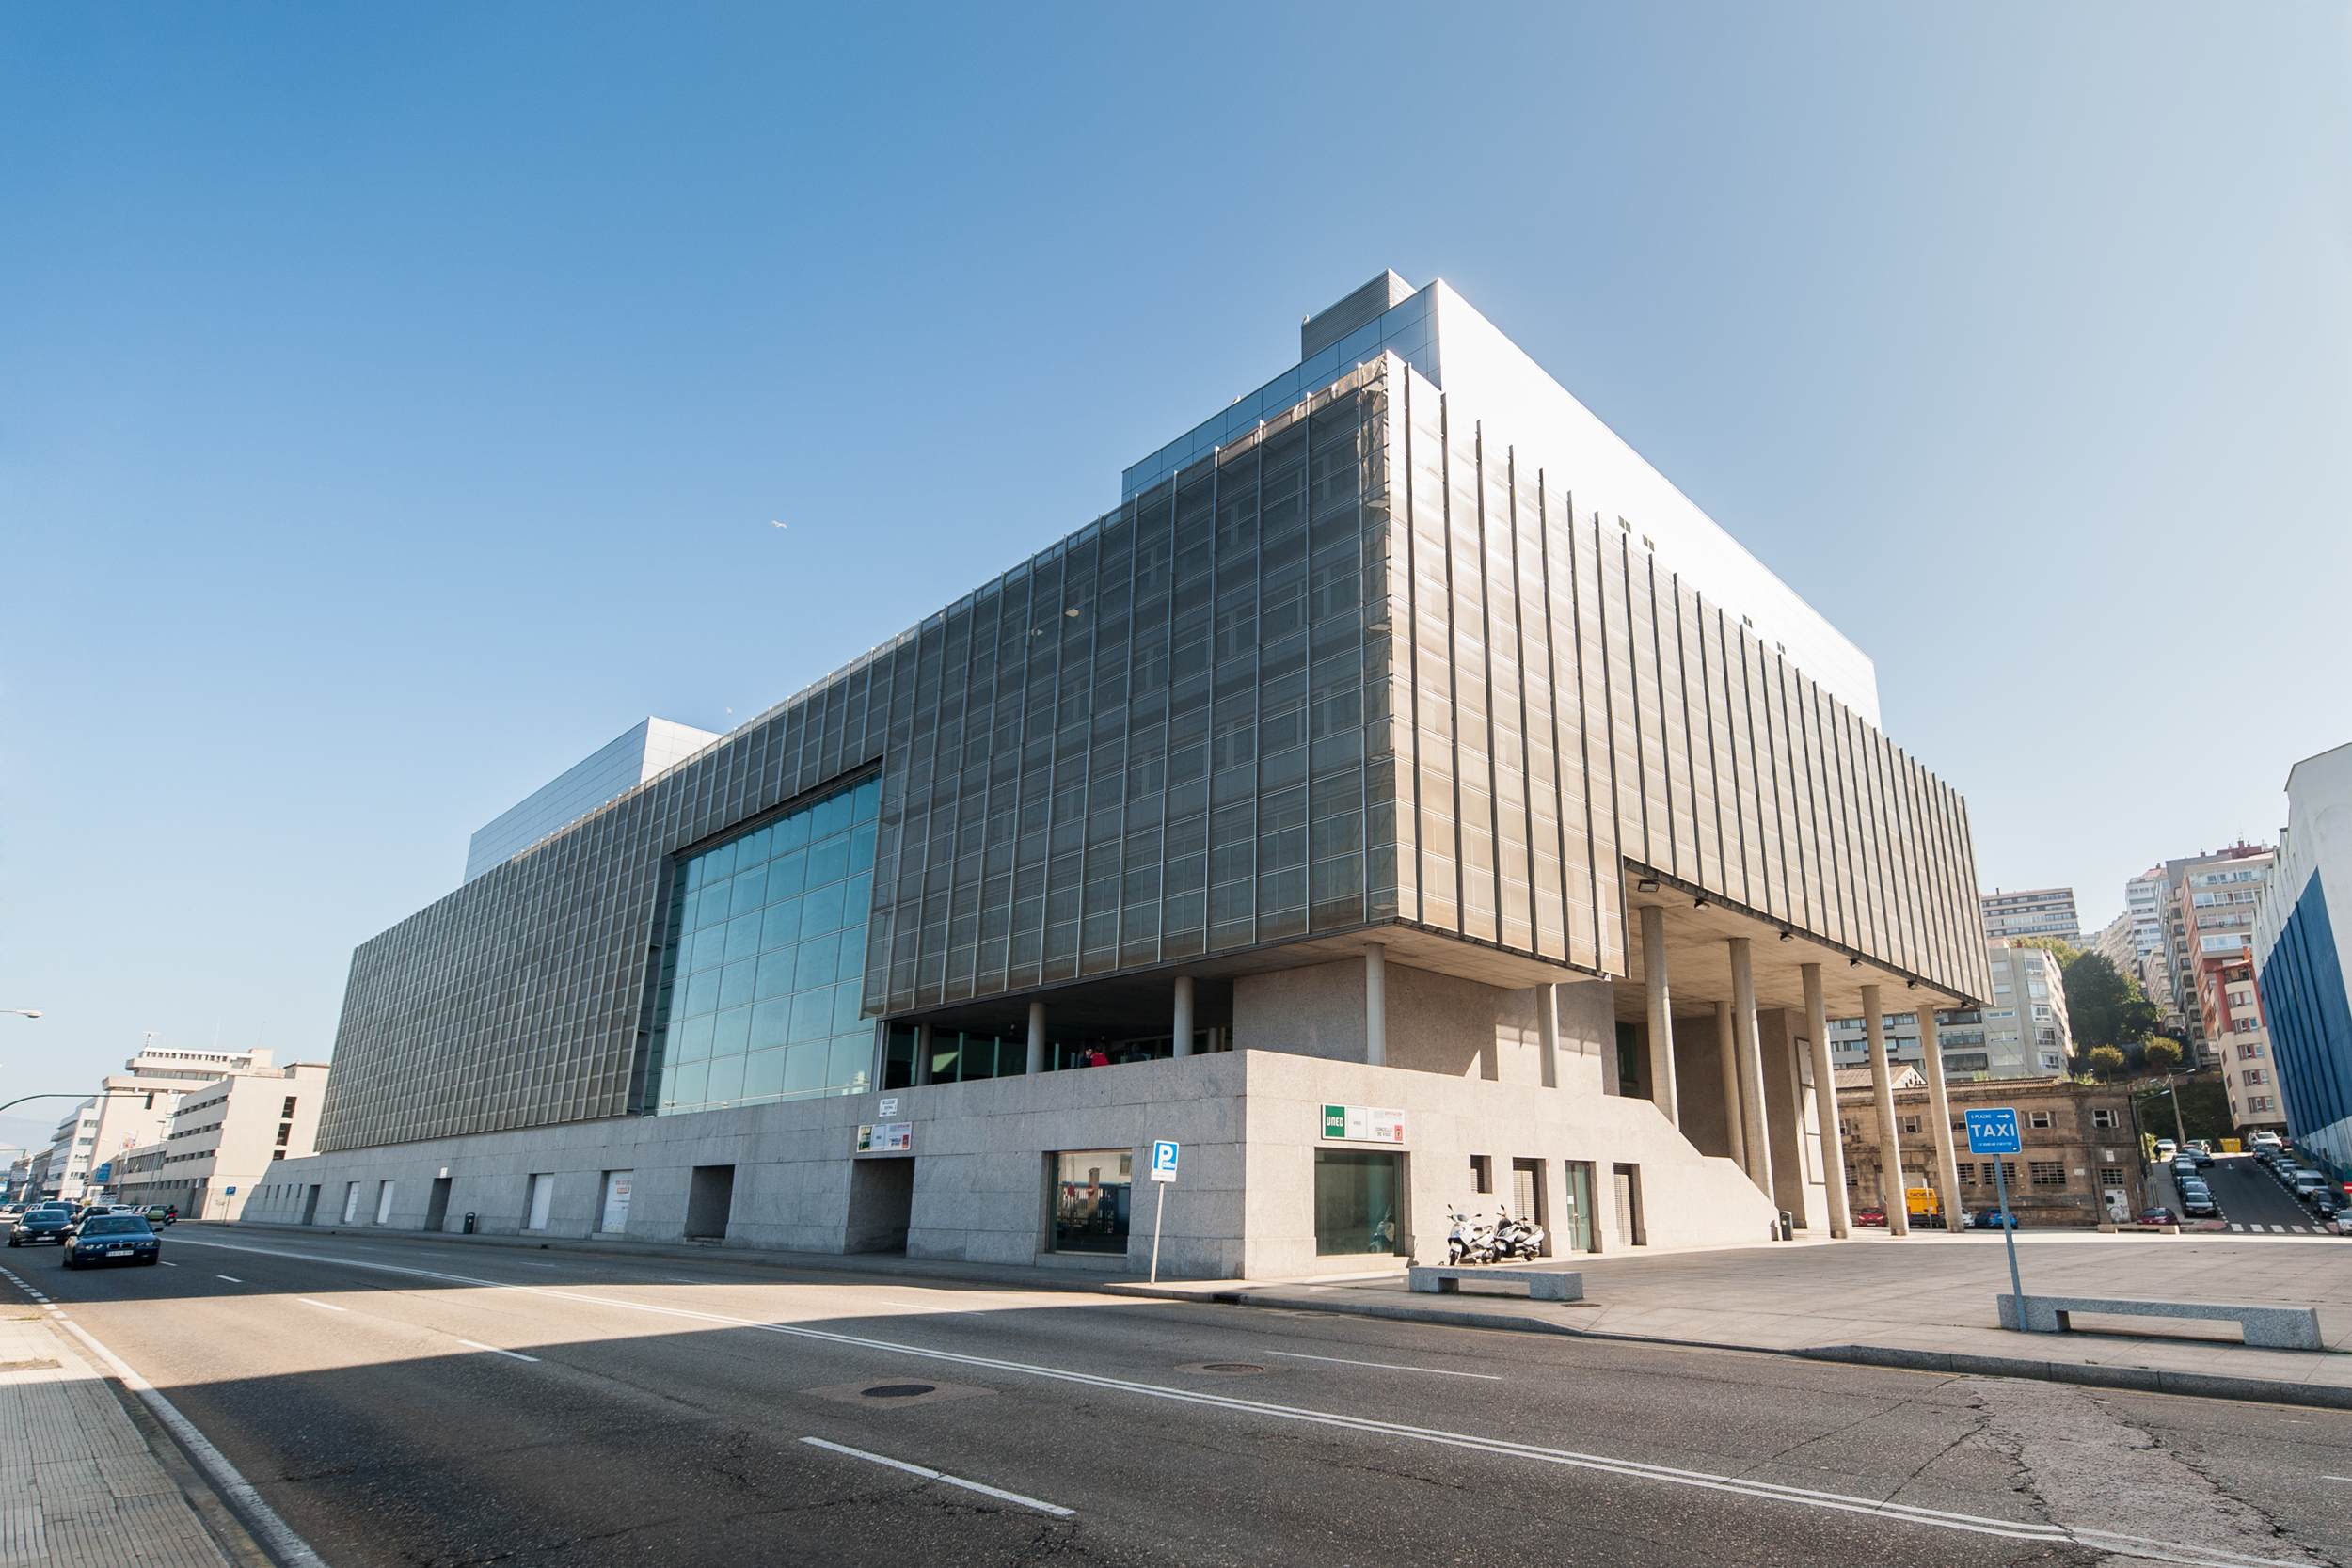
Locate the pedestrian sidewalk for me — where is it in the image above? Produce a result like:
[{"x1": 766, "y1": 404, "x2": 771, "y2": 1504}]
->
[
  {"x1": 0, "y1": 1307, "x2": 238, "y2": 1568},
  {"x1": 1102, "y1": 1233, "x2": 2352, "y2": 1409}
]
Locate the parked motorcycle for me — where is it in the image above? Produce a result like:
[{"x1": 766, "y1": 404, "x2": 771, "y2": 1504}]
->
[
  {"x1": 1490, "y1": 1206, "x2": 1547, "y2": 1261},
  {"x1": 1446, "y1": 1205, "x2": 1547, "y2": 1264},
  {"x1": 1446, "y1": 1208, "x2": 1498, "y2": 1264}
]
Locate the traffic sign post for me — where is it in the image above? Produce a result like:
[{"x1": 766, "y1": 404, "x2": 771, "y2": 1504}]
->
[
  {"x1": 1148, "y1": 1141, "x2": 1179, "y2": 1284},
  {"x1": 1964, "y1": 1108, "x2": 2032, "y2": 1327}
]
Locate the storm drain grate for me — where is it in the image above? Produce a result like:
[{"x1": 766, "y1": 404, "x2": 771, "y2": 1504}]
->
[{"x1": 860, "y1": 1383, "x2": 938, "y2": 1399}]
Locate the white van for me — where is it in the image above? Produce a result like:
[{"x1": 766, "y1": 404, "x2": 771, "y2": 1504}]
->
[
  {"x1": 2154, "y1": 1138, "x2": 2178, "y2": 1162},
  {"x1": 2249, "y1": 1131, "x2": 2284, "y2": 1154}
]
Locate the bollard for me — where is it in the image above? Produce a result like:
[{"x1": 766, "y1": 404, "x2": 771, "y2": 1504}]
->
[
  {"x1": 1777, "y1": 1210, "x2": 1793, "y2": 1242},
  {"x1": 462, "y1": 1212, "x2": 477, "y2": 1234}
]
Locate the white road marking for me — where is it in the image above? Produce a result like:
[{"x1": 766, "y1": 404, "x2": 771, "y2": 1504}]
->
[
  {"x1": 216, "y1": 1275, "x2": 244, "y2": 1284},
  {"x1": 294, "y1": 1297, "x2": 348, "y2": 1312},
  {"x1": 454, "y1": 1338, "x2": 542, "y2": 1363},
  {"x1": 163, "y1": 1236, "x2": 2303, "y2": 1568},
  {"x1": 0, "y1": 1263, "x2": 327, "y2": 1567},
  {"x1": 1265, "y1": 1349, "x2": 1502, "y2": 1380},
  {"x1": 159, "y1": 1260, "x2": 179, "y2": 1266},
  {"x1": 800, "y1": 1436, "x2": 1073, "y2": 1517}
]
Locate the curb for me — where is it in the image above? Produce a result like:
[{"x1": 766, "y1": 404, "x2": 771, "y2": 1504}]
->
[
  {"x1": 1131, "y1": 1283, "x2": 2352, "y2": 1412},
  {"x1": 17, "y1": 1310, "x2": 279, "y2": 1568}
]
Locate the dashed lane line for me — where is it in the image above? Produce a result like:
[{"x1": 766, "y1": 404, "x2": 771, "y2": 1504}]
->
[
  {"x1": 1264, "y1": 1349, "x2": 1502, "y2": 1380},
  {"x1": 454, "y1": 1338, "x2": 542, "y2": 1363},
  {"x1": 801, "y1": 1436, "x2": 1074, "y2": 1516}
]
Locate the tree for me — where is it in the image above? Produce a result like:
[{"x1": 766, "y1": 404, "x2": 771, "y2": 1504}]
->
[
  {"x1": 2087, "y1": 1044, "x2": 2127, "y2": 1081},
  {"x1": 2142, "y1": 1037, "x2": 2185, "y2": 1075},
  {"x1": 2054, "y1": 950, "x2": 2158, "y2": 1049}
]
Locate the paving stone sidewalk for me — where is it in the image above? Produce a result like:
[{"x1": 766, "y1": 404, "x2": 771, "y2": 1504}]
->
[
  {"x1": 0, "y1": 1307, "x2": 233, "y2": 1568},
  {"x1": 1112, "y1": 1232, "x2": 2352, "y2": 1407}
]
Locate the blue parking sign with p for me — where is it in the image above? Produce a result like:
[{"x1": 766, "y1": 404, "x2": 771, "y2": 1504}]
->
[
  {"x1": 1150, "y1": 1139, "x2": 1180, "y2": 1182},
  {"x1": 1964, "y1": 1108, "x2": 2022, "y2": 1155}
]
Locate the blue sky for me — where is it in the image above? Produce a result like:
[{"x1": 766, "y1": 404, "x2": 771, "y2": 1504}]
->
[{"x1": 4, "y1": 3, "x2": 2346, "y2": 1102}]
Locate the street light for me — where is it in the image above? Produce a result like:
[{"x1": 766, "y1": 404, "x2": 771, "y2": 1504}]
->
[{"x1": 1, "y1": 1009, "x2": 40, "y2": 1020}]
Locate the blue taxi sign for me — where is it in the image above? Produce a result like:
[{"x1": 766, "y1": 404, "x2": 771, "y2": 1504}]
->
[{"x1": 1964, "y1": 1108, "x2": 2022, "y2": 1155}]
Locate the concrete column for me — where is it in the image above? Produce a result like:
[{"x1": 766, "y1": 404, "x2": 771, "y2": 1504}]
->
[
  {"x1": 1640, "y1": 904, "x2": 1680, "y2": 1127},
  {"x1": 1916, "y1": 1003, "x2": 1963, "y2": 1234},
  {"x1": 1365, "y1": 942, "x2": 1387, "y2": 1067},
  {"x1": 913, "y1": 1022, "x2": 934, "y2": 1087},
  {"x1": 1172, "y1": 975, "x2": 1196, "y2": 1058},
  {"x1": 1864, "y1": 983, "x2": 1908, "y2": 1236},
  {"x1": 870, "y1": 1018, "x2": 889, "y2": 1094},
  {"x1": 1026, "y1": 1002, "x2": 1046, "y2": 1075},
  {"x1": 1729, "y1": 938, "x2": 1774, "y2": 1199},
  {"x1": 1536, "y1": 983, "x2": 1560, "y2": 1090},
  {"x1": 1803, "y1": 964, "x2": 1851, "y2": 1237},
  {"x1": 1715, "y1": 1001, "x2": 1745, "y2": 1168}
]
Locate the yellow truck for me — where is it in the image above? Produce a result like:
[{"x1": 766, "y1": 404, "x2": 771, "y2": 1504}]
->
[{"x1": 1906, "y1": 1186, "x2": 1945, "y2": 1227}]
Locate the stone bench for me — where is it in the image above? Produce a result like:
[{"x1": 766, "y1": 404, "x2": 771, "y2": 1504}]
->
[
  {"x1": 1998, "y1": 1293, "x2": 2322, "y2": 1351},
  {"x1": 1408, "y1": 1264, "x2": 1584, "y2": 1302}
]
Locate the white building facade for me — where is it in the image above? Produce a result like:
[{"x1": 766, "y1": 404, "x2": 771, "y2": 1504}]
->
[
  {"x1": 1979, "y1": 887, "x2": 2081, "y2": 945},
  {"x1": 464, "y1": 718, "x2": 721, "y2": 883},
  {"x1": 120, "y1": 1062, "x2": 330, "y2": 1221}
]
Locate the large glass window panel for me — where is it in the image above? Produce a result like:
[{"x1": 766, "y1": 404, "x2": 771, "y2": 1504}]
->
[{"x1": 647, "y1": 775, "x2": 881, "y2": 1114}]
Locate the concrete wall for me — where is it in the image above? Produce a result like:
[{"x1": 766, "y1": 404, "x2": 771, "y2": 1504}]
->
[
  {"x1": 1232, "y1": 960, "x2": 1368, "y2": 1062},
  {"x1": 246, "y1": 1035, "x2": 1781, "y2": 1280}
]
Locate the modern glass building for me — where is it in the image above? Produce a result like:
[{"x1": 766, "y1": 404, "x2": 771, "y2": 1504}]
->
[
  {"x1": 265, "y1": 275, "x2": 1992, "y2": 1275},
  {"x1": 2254, "y1": 742, "x2": 2352, "y2": 1178}
]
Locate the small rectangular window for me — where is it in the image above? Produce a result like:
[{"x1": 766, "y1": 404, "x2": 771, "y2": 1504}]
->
[
  {"x1": 2028, "y1": 1162, "x2": 2066, "y2": 1189},
  {"x1": 2028, "y1": 1111, "x2": 2053, "y2": 1129},
  {"x1": 1470, "y1": 1155, "x2": 1493, "y2": 1196}
]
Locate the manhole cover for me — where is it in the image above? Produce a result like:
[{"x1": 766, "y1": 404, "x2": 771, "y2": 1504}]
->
[
  {"x1": 861, "y1": 1383, "x2": 938, "y2": 1399},
  {"x1": 1200, "y1": 1362, "x2": 1264, "y2": 1373}
]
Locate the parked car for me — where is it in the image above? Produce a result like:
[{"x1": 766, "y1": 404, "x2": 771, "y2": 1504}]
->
[
  {"x1": 7, "y1": 1210, "x2": 72, "y2": 1248},
  {"x1": 2307, "y1": 1190, "x2": 2341, "y2": 1218},
  {"x1": 1854, "y1": 1206, "x2": 1887, "y2": 1227},
  {"x1": 2180, "y1": 1190, "x2": 2219, "y2": 1218},
  {"x1": 2136, "y1": 1206, "x2": 2179, "y2": 1226},
  {"x1": 2187, "y1": 1148, "x2": 2214, "y2": 1169},
  {"x1": 2154, "y1": 1138, "x2": 2177, "y2": 1162},
  {"x1": 142, "y1": 1205, "x2": 177, "y2": 1227},
  {"x1": 1973, "y1": 1207, "x2": 2022, "y2": 1229},
  {"x1": 60, "y1": 1214, "x2": 161, "y2": 1270}
]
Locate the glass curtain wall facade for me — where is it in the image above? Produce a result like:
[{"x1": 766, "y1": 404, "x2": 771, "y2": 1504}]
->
[
  {"x1": 645, "y1": 775, "x2": 880, "y2": 1114},
  {"x1": 861, "y1": 364, "x2": 1393, "y2": 1018}
]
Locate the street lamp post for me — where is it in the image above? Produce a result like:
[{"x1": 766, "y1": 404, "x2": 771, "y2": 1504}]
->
[{"x1": 1, "y1": 1010, "x2": 41, "y2": 1020}]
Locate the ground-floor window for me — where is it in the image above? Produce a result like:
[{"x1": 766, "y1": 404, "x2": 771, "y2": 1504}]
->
[
  {"x1": 1051, "y1": 1150, "x2": 1132, "y2": 1253},
  {"x1": 1314, "y1": 1150, "x2": 1402, "y2": 1256}
]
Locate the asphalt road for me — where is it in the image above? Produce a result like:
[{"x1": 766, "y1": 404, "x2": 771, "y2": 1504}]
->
[
  {"x1": 2204, "y1": 1154, "x2": 2335, "y2": 1234},
  {"x1": 8, "y1": 1224, "x2": 2349, "y2": 1568}
]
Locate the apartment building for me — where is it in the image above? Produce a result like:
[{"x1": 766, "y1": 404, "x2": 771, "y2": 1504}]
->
[
  {"x1": 1980, "y1": 887, "x2": 2080, "y2": 945},
  {"x1": 121, "y1": 1063, "x2": 329, "y2": 1221},
  {"x1": 2168, "y1": 845, "x2": 2274, "y2": 1064}
]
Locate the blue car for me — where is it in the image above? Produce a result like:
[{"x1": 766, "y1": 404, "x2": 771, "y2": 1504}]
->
[
  {"x1": 61, "y1": 1214, "x2": 161, "y2": 1269},
  {"x1": 1973, "y1": 1207, "x2": 2023, "y2": 1230}
]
